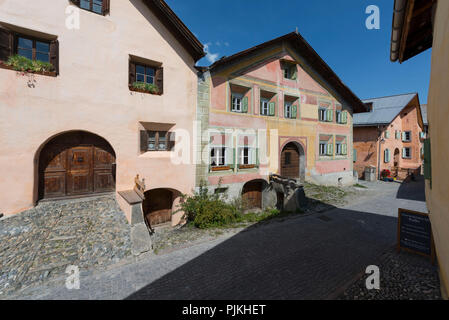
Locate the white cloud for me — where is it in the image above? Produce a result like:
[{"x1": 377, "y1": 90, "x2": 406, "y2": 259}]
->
[{"x1": 204, "y1": 43, "x2": 220, "y2": 63}]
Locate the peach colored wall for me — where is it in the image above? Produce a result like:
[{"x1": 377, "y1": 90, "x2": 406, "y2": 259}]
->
[
  {"x1": 353, "y1": 98, "x2": 423, "y2": 179},
  {"x1": 0, "y1": 0, "x2": 198, "y2": 218},
  {"x1": 425, "y1": 0, "x2": 449, "y2": 297}
]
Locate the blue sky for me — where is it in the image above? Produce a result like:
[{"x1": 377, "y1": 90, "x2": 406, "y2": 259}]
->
[{"x1": 165, "y1": 0, "x2": 431, "y2": 103}]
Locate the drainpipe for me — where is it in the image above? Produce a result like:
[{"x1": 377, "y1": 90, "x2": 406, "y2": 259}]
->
[
  {"x1": 377, "y1": 126, "x2": 385, "y2": 180},
  {"x1": 390, "y1": 0, "x2": 408, "y2": 62}
]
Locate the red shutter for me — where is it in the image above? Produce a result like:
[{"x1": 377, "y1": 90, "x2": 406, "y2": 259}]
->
[
  {"x1": 156, "y1": 67, "x2": 163, "y2": 95},
  {"x1": 102, "y1": 0, "x2": 110, "y2": 15},
  {"x1": 0, "y1": 26, "x2": 13, "y2": 62},
  {"x1": 140, "y1": 131, "x2": 149, "y2": 152},
  {"x1": 129, "y1": 61, "x2": 136, "y2": 86},
  {"x1": 50, "y1": 40, "x2": 59, "y2": 74}
]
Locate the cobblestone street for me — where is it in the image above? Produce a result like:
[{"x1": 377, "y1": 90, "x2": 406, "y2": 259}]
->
[
  {"x1": 0, "y1": 177, "x2": 437, "y2": 300},
  {"x1": 0, "y1": 195, "x2": 131, "y2": 298}
]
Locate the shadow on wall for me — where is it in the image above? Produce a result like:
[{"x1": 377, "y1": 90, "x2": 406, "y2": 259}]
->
[
  {"x1": 126, "y1": 197, "x2": 398, "y2": 300},
  {"x1": 396, "y1": 175, "x2": 426, "y2": 203}
]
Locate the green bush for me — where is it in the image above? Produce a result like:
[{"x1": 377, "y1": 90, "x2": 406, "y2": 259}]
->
[
  {"x1": 6, "y1": 55, "x2": 54, "y2": 72},
  {"x1": 132, "y1": 81, "x2": 159, "y2": 94},
  {"x1": 177, "y1": 181, "x2": 240, "y2": 229}
]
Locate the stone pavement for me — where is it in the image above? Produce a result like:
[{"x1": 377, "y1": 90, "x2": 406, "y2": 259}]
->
[
  {"x1": 0, "y1": 195, "x2": 131, "y2": 298},
  {"x1": 8, "y1": 178, "x2": 429, "y2": 300}
]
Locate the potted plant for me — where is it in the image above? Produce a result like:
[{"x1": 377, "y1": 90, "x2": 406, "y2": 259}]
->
[
  {"x1": 4, "y1": 55, "x2": 55, "y2": 75},
  {"x1": 130, "y1": 81, "x2": 160, "y2": 95},
  {"x1": 381, "y1": 169, "x2": 393, "y2": 182}
]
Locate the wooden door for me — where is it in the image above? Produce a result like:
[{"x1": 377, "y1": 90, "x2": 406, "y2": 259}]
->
[
  {"x1": 242, "y1": 181, "x2": 263, "y2": 209},
  {"x1": 143, "y1": 189, "x2": 173, "y2": 226},
  {"x1": 281, "y1": 143, "x2": 300, "y2": 178},
  {"x1": 67, "y1": 146, "x2": 93, "y2": 196},
  {"x1": 39, "y1": 132, "x2": 116, "y2": 200}
]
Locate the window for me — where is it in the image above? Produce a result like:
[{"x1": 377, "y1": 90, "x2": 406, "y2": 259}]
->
[
  {"x1": 260, "y1": 99, "x2": 270, "y2": 116},
  {"x1": 210, "y1": 147, "x2": 226, "y2": 167},
  {"x1": 319, "y1": 142, "x2": 327, "y2": 156},
  {"x1": 16, "y1": 37, "x2": 50, "y2": 62},
  {"x1": 384, "y1": 149, "x2": 391, "y2": 163},
  {"x1": 385, "y1": 130, "x2": 390, "y2": 139},
  {"x1": 136, "y1": 64, "x2": 155, "y2": 84},
  {"x1": 284, "y1": 102, "x2": 292, "y2": 119},
  {"x1": 403, "y1": 131, "x2": 412, "y2": 142},
  {"x1": 336, "y1": 111, "x2": 342, "y2": 124},
  {"x1": 140, "y1": 131, "x2": 175, "y2": 152},
  {"x1": 336, "y1": 142, "x2": 342, "y2": 155},
  {"x1": 232, "y1": 94, "x2": 243, "y2": 112},
  {"x1": 403, "y1": 147, "x2": 411, "y2": 159},
  {"x1": 282, "y1": 62, "x2": 297, "y2": 80},
  {"x1": 336, "y1": 110, "x2": 347, "y2": 124},
  {"x1": 240, "y1": 147, "x2": 250, "y2": 165},
  {"x1": 319, "y1": 107, "x2": 333, "y2": 122},
  {"x1": 129, "y1": 60, "x2": 163, "y2": 95},
  {"x1": 319, "y1": 108, "x2": 327, "y2": 122},
  {"x1": 72, "y1": 0, "x2": 110, "y2": 15}
]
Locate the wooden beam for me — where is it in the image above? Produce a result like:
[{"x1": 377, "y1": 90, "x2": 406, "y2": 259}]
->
[
  {"x1": 412, "y1": 1, "x2": 434, "y2": 18},
  {"x1": 399, "y1": 0, "x2": 415, "y2": 63}
]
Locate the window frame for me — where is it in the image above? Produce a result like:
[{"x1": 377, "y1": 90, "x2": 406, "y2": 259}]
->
[
  {"x1": 210, "y1": 147, "x2": 227, "y2": 168},
  {"x1": 260, "y1": 98, "x2": 270, "y2": 116},
  {"x1": 231, "y1": 93, "x2": 243, "y2": 113},
  {"x1": 284, "y1": 102, "x2": 292, "y2": 119},
  {"x1": 129, "y1": 59, "x2": 163, "y2": 95},
  {"x1": 403, "y1": 147, "x2": 412, "y2": 159},
  {"x1": 73, "y1": 0, "x2": 110, "y2": 16},
  {"x1": 319, "y1": 107, "x2": 327, "y2": 122},
  {"x1": 319, "y1": 142, "x2": 328, "y2": 156},
  {"x1": 403, "y1": 131, "x2": 412, "y2": 142},
  {"x1": 141, "y1": 130, "x2": 175, "y2": 152}
]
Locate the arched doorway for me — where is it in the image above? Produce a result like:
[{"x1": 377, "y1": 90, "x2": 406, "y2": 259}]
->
[
  {"x1": 280, "y1": 142, "x2": 305, "y2": 180},
  {"x1": 143, "y1": 189, "x2": 180, "y2": 227},
  {"x1": 242, "y1": 180, "x2": 267, "y2": 209},
  {"x1": 38, "y1": 131, "x2": 116, "y2": 201},
  {"x1": 393, "y1": 148, "x2": 400, "y2": 177}
]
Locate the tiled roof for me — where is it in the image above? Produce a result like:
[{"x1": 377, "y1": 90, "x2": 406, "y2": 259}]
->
[{"x1": 354, "y1": 93, "x2": 417, "y2": 126}]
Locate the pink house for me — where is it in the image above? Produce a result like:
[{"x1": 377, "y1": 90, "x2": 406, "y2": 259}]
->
[{"x1": 0, "y1": 0, "x2": 204, "y2": 227}]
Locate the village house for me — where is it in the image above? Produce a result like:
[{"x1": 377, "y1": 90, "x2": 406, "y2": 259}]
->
[
  {"x1": 390, "y1": 0, "x2": 449, "y2": 299},
  {"x1": 196, "y1": 32, "x2": 367, "y2": 210},
  {"x1": 353, "y1": 93, "x2": 425, "y2": 180},
  {"x1": 0, "y1": 0, "x2": 204, "y2": 228}
]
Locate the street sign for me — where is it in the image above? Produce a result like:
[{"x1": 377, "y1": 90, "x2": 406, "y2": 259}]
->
[{"x1": 397, "y1": 209, "x2": 435, "y2": 263}]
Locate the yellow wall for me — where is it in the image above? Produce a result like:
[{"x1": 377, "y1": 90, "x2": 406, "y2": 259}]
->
[{"x1": 426, "y1": 0, "x2": 449, "y2": 299}]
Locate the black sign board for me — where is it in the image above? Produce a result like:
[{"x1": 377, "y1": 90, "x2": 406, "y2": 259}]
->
[{"x1": 397, "y1": 209, "x2": 434, "y2": 263}]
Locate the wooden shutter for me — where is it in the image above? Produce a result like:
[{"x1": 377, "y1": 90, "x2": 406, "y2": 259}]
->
[
  {"x1": 327, "y1": 144, "x2": 333, "y2": 156},
  {"x1": 342, "y1": 112, "x2": 347, "y2": 124},
  {"x1": 424, "y1": 138, "x2": 431, "y2": 181},
  {"x1": 269, "y1": 102, "x2": 275, "y2": 116},
  {"x1": 291, "y1": 105, "x2": 297, "y2": 119},
  {"x1": 402, "y1": 132, "x2": 406, "y2": 142},
  {"x1": 326, "y1": 109, "x2": 333, "y2": 122},
  {"x1": 0, "y1": 26, "x2": 13, "y2": 62},
  {"x1": 129, "y1": 61, "x2": 136, "y2": 86},
  {"x1": 102, "y1": 0, "x2": 110, "y2": 15},
  {"x1": 140, "y1": 130, "x2": 149, "y2": 152},
  {"x1": 353, "y1": 148, "x2": 357, "y2": 162},
  {"x1": 49, "y1": 40, "x2": 59, "y2": 74},
  {"x1": 242, "y1": 96, "x2": 248, "y2": 113},
  {"x1": 155, "y1": 67, "x2": 163, "y2": 95},
  {"x1": 168, "y1": 132, "x2": 176, "y2": 151},
  {"x1": 342, "y1": 143, "x2": 347, "y2": 155}
]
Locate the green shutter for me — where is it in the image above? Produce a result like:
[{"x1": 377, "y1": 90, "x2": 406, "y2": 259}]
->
[
  {"x1": 291, "y1": 105, "x2": 297, "y2": 119},
  {"x1": 342, "y1": 112, "x2": 347, "y2": 124},
  {"x1": 327, "y1": 143, "x2": 333, "y2": 156},
  {"x1": 384, "y1": 149, "x2": 390, "y2": 163},
  {"x1": 326, "y1": 109, "x2": 333, "y2": 122},
  {"x1": 402, "y1": 132, "x2": 406, "y2": 142},
  {"x1": 342, "y1": 143, "x2": 347, "y2": 155},
  {"x1": 269, "y1": 102, "x2": 275, "y2": 116},
  {"x1": 291, "y1": 66, "x2": 298, "y2": 80},
  {"x1": 242, "y1": 96, "x2": 248, "y2": 113},
  {"x1": 256, "y1": 148, "x2": 260, "y2": 167},
  {"x1": 229, "y1": 148, "x2": 236, "y2": 169},
  {"x1": 424, "y1": 138, "x2": 432, "y2": 182},
  {"x1": 385, "y1": 131, "x2": 390, "y2": 139},
  {"x1": 353, "y1": 148, "x2": 357, "y2": 162}
]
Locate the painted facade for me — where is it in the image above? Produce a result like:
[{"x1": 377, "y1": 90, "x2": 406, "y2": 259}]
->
[
  {"x1": 196, "y1": 33, "x2": 364, "y2": 206},
  {"x1": 354, "y1": 94, "x2": 424, "y2": 180},
  {"x1": 0, "y1": 0, "x2": 204, "y2": 226}
]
